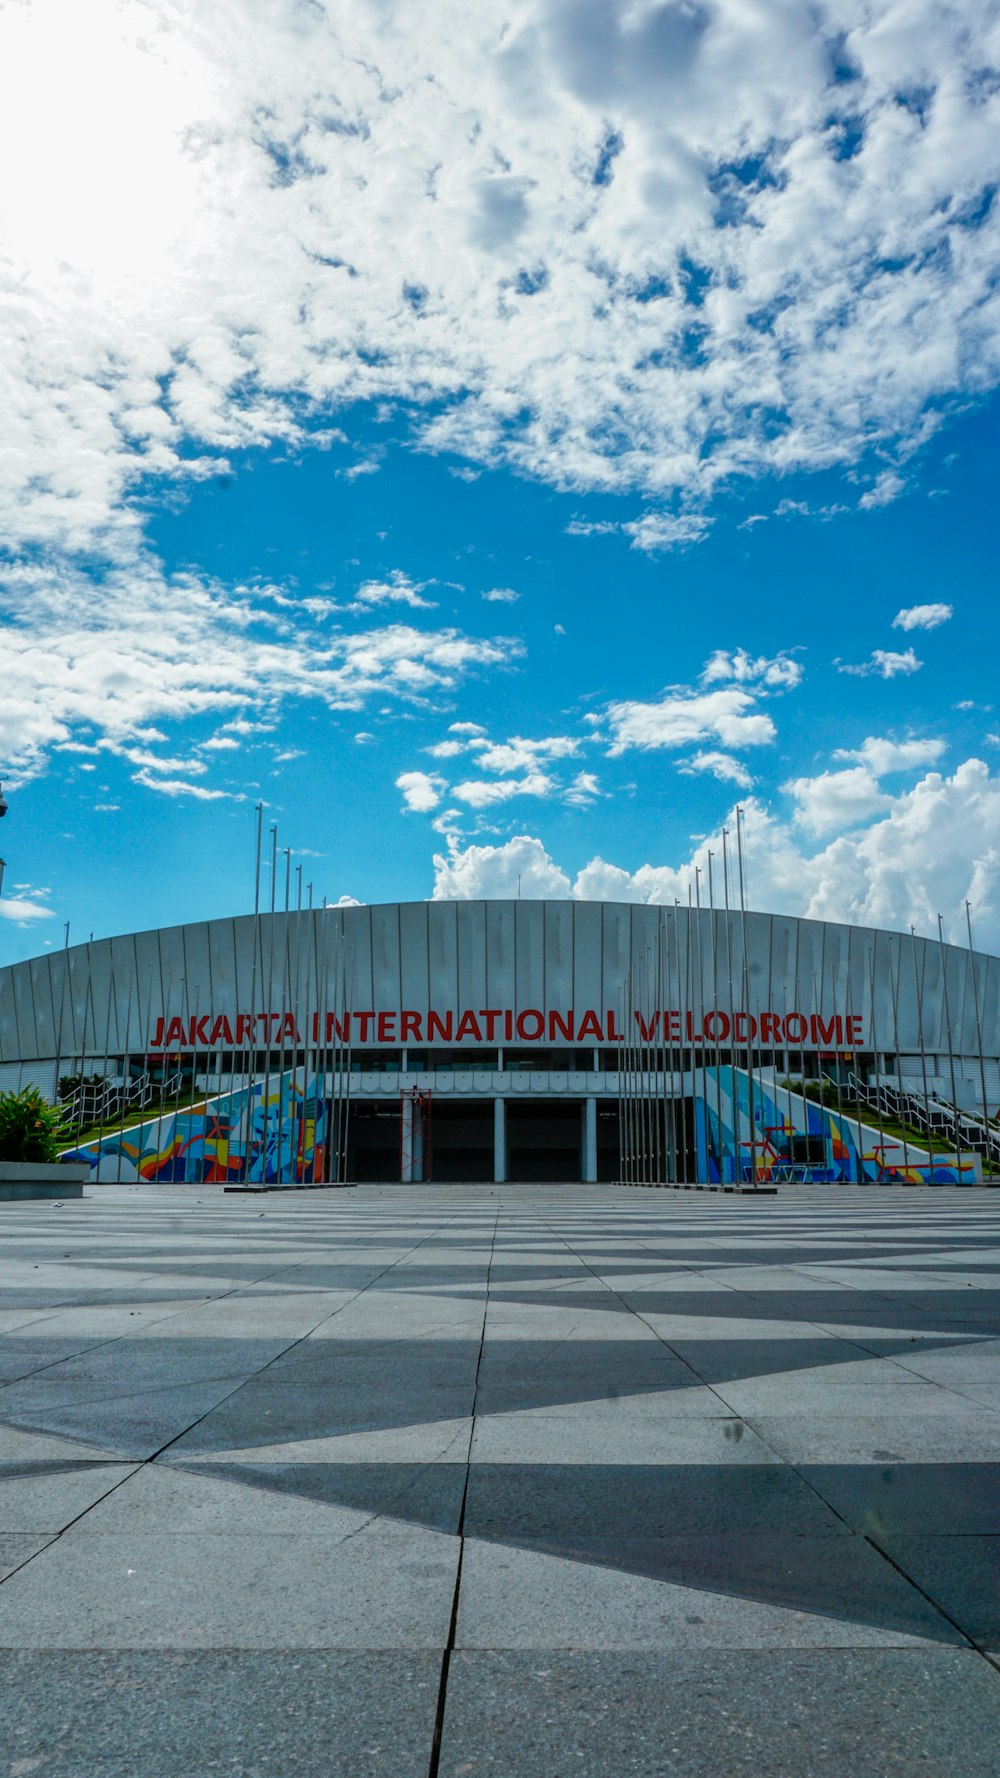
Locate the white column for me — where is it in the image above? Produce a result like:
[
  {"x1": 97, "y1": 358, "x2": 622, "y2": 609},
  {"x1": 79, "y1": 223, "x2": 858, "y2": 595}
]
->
[
  {"x1": 583, "y1": 1095, "x2": 597, "y2": 1182},
  {"x1": 400, "y1": 1093, "x2": 414, "y2": 1183},
  {"x1": 494, "y1": 1095, "x2": 506, "y2": 1183}
]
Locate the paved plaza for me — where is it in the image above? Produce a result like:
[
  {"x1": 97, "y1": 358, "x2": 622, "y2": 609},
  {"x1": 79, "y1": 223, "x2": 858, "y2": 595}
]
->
[{"x1": 1, "y1": 1181, "x2": 999, "y2": 1775}]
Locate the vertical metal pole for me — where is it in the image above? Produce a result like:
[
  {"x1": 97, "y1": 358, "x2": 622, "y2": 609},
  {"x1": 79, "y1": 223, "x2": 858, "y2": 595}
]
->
[
  {"x1": 616, "y1": 980, "x2": 625, "y2": 1183},
  {"x1": 708, "y1": 853, "x2": 724, "y2": 1180},
  {"x1": 887, "y1": 936, "x2": 910, "y2": 1174},
  {"x1": 735, "y1": 806, "x2": 756, "y2": 1184},
  {"x1": 911, "y1": 926, "x2": 934, "y2": 1167},
  {"x1": 937, "y1": 913, "x2": 962, "y2": 1167},
  {"x1": 966, "y1": 900, "x2": 990, "y2": 1159},
  {"x1": 253, "y1": 801, "x2": 263, "y2": 916},
  {"x1": 722, "y1": 831, "x2": 739, "y2": 1180},
  {"x1": 868, "y1": 940, "x2": 888, "y2": 1182}
]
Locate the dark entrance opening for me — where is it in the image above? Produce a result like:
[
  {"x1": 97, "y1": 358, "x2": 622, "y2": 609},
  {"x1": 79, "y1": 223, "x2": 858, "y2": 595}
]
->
[
  {"x1": 596, "y1": 1102, "x2": 619, "y2": 1181},
  {"x1": 507, "y1": 1099, "x2": 582, "y2": 1183},
  {"x1": 426, "y1": 1100, "x2": 494, "y2": 1182},
  {"x1": 345, "y1": 1103, "x2": 400, "y2": 1181}
]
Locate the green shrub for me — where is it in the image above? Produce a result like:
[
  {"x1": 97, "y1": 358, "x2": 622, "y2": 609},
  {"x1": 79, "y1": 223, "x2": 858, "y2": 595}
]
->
[{"x1": 0, "y1": 1086, "x2": 69, "y2": 1164}]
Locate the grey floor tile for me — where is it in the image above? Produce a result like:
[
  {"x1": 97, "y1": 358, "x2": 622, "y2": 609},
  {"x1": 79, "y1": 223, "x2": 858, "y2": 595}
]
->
[
  {"x1": 437, "y1": 1649, "x2": 1000, "y2": 1775},
  {"x1": 0, "y1": 1533, "x2": 53, "y2": 1580},
  {"x1": 801, "y1": 1462, "x2": 1000, "y2": 1534},
  {"x1": 0, "y1": 1461, "x2": 138, "y2": 1532},
  {"x1": 464, "y1": 1462, "x2": 845, "y2": 1538},
  {"x1": 77, "y1": 1458, "x2": 467, "y2": 1535},
  {"x1": 0, "y1": 1523, "x2": 460, "y2": 1648},
  {"x1": 455, "y1": 1535, "x2": 962, "y2": 1648},
  {"x1": 0, "y1": 1650, "x2": 441, "y2": 1777},
  {"x1": 746, "y1": 1413, "x2": 1000, "y2": 1464},
  {"x1": 469, "y1": 1412, "x2": 777, "y2": 1465},
  {"x1": 878, "y1": 1535, "x2": 1000, "y2": 1643}
]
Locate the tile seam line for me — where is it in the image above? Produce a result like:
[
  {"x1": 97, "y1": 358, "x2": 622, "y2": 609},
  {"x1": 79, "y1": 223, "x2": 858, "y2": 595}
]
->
[
  {"x1": 426, "y1": 1198, "x2": 500, "y2": 1778},
  {"x1": 537, "y1": 1211, "x2": 985, "y2": 1652},
  {"x1": 0, "y1": 1207, "x2": 469, "y2": 1592}
]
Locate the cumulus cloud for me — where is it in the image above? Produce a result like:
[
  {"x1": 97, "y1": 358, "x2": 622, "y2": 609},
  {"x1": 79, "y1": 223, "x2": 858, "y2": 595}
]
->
[
  {"x1": 0, "y1": 558, "x2": 517, "y2": 781},
  {"x1": 833, "y1": 735, "x2": 947, "y2": 773},
  {"x1": 599, "y1": 687, "x2": 776, "y2": 755},
  {"x1": 784, "y1": 766, "x2": 890, "y2": 837},
  {"x1": 893, "y1": 602, "x2": 954, "y2": 632},
  {"x1": 432, "y1": 760, "x2": 1000, "y2": 947},
  {"x1": 350, "y1": 573, "x2": 437, "y2": 611},
  {"x1": 3, "y1": 0, "x2": 999, "y2": 573},
  {"x1": 397, "y1": 770, "x2": 447, "y2": 812},
  {"x1": 837, "y1": 647, "x2": 923, "y2": 679},
  {"x1": 701, "y1": 649, "x2": 803, "y2": 690},
  {"x1": 452, "y1": 771, "x2": 555, "y2": 808},
  {"x1": 433, "y1": 835, "x2": 571, "y2": 900},
  {"x1": 481, "y1": 587, "x2": 520, "y2": 603},
  {"x1": 680, "y1": 750, "x2": 754, "y2": 787}
]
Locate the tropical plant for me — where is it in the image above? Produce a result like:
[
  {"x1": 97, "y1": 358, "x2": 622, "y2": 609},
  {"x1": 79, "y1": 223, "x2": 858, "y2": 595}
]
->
[{"x1": 0, "y1": 1086, "x2": 69, "y2": 1164}]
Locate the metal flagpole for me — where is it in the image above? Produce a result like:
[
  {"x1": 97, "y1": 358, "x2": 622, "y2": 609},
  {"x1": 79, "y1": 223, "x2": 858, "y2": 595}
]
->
[
  {"x1": 735, "y1": 806, "x2": 756, "y2": 1185},
  {"x1": 722, "y1": 830, "x2": 740, "y2": 1181},
  {"x1": 887, "y1": 935, "x2": 910, "y2": 1174},
  {"x1": 911, "y1": 926, "x2": 935, "y2": 1169},
  {"x1": 966, "y1": 901, "x2": 990, "y2": 1154},
  {"x1": 707, "y1": 852, "x2": 724, "y2": 1181},
  {"x1": 867, "y1": 940, "x2": 888, "y2": 1183},
  {"x1": 937, "y1": 914, "x2": 962, "y2": 1165},
  {"x1": 694, "y1": 868, "x2": 709, "y2": 1183}
]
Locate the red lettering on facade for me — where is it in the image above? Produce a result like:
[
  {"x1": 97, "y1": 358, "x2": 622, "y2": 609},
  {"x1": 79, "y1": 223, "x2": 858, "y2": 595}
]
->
[
  {"x1": 482, "y1": 1010, "x2": 502, "y2": 1040},
  {"x1": 353, "y1": 1011, "x2": 374, "y2": 1041},
  {"x1": 209, "y1": 1015, "x2": 234, "y2": 1047},
  {"x1": 401, "y1": 1010, "x2": 422, "y2": 1042},
  {"x1": 163, "y1": 1016, "x2": 185, "y2": 1047},
  {"x1": 428, "y1": 1010, "x2": 453, "y2": 1042},
  {"x1": 549, "y1": 1009, "x2": 574, "y2": 1042},
  {"x1": 606, "y1": 1009, "x2": 622, "y2": 1040},
  {"x1": 704, "y1": 1010, "x2": 731, "y2": 1043},
  {"x1": 516, "y1": 1008, "x2": 544, "y2": 1040},
  {"x1": 811, "y1": 1013, "x2": 842, "y2": 1046},
  {"x1": 324, "y1": 1012, "x2": 350, "y2": 1043},
  {"x1": 504, "y1": 1011, "x2": 513, "y2": 1041},
  {"x1": 785, "y1": 1012, "x2": 808, "y2": 1043},
  {"x1": 635, "y1": 1011, "x2": 660, "y2": 1041},
  {"x1": 454, "y1": 1010, "x2": 483, "y2": 1042},
  {"x1": 577, "y1": 1010, "x2": 604, "y2": 1042},
  {"x1": 378, "y1": 1012, "x2": 397, "y2": 1043},
  {"x1": 847, "y1": 1014, "x2": 864, "y2": 1046}
]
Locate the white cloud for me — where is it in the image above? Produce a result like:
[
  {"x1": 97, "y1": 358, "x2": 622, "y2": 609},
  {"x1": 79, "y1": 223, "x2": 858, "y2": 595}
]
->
[
  {"x1": 351, "y1": 573, "x2": 436, "y2": 611},
  {"x1": 449, "y1": 722, "x2": 487, "y2": 737},
  {"x1": 473, "y1": 735, "x2": 580, "y2": 773},
  {"x1": 2, "y1": 0, "x2": 998, "y2": 576},
  {"x1": 784, "y1": 766, "x2": 890, "y2": 838},
  {"x1": 893, "y1": 602, "x2": 954, "y2": 632},
  {"x1": 426, "y1": 739, "x2": 467, "y2": 759},
  {"x1": 452, "y1": 771, "x2": 555, "y2": 808},
  {"x1": 600, "y1": 687, "x2": 776, "y2": 756},
  {"x1": 396, "y1": 770, "x2": 447, "y2": 813},
  {"x1": 431, "y1": 761, "x2": 1000, "y2": 947},
  {"x1": 0, "y1": 558, "x2": 516, "y2": 781},
  {"x1": 837, "y1": 647, "x2": 923, "y2": 680},
  {"x1": 433, "y1": 835, "x2": 571, "y2": 900},
  {"x1": 833, "y1": 735, "x2": 947, "y2": 774},
  {"x1": 701, "y1": 648, "x2": 803, "y2": 690},
  {"x1": 858, "y1": 471, "x2": 905, "y2": 510},
  {"x1": 680, "y1": 750, "x2": 754, "y2": 788},
  {"x1": 132, "y1": 770, "x2": 239, "y2": 801},
  {"x1": 565, "y1": 771, "x2": 601, "y2": 805},
  {"x1": 0, "y1": 896, "x2": 56, "y2": 925},
  {"x1": 481, "y1": 587, "x2": 520, "y2": 603}
]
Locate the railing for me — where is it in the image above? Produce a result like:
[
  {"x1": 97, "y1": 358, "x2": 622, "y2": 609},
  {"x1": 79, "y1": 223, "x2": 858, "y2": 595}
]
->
[{"x1": 846, "y1": 1072, "x2": 1000, "y2": 1165}]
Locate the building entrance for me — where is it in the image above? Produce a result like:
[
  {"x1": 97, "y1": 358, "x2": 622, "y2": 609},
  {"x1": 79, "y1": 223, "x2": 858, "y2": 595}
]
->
[{"x1": 506, "y1": 1098, "x2": 583, "y2": 1182}]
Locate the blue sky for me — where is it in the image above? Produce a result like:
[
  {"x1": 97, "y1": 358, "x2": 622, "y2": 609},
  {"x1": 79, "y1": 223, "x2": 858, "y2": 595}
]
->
[{"x1": 2, "y1": 1, "x2": 999, "y2": 960}]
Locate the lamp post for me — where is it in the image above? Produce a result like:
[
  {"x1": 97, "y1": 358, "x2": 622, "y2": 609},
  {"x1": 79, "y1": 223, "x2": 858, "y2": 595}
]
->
[{"x1": 0, "y1": 777, "x2": 9, "y2": 899}]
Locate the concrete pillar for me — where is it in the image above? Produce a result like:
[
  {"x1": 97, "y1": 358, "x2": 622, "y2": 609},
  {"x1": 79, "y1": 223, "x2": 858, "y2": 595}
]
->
[
  {"x1": 400, "y1": 1093, "x2": 413, "y2": 1183},
  {"x1": 494, "y1": 1095, "x2": 507, "y2": 1183},
  {"x1": 583, "y1": 1095, "x2": 597, "y2": 1182}
]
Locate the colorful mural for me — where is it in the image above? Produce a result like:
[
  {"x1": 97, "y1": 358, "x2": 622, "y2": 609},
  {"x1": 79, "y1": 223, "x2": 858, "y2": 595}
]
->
[
  {"x1": 64, "y1": 1069, "x2": 332, "y2": 1184},
  {"x1": 695, "y1": 1066, "x2": 979, "y2": 1186}
]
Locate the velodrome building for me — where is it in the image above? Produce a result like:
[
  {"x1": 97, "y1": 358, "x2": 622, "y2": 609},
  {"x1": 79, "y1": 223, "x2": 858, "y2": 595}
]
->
[{"x1": 0, "y1": 900, "x2": 998, "y2": 1186}]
